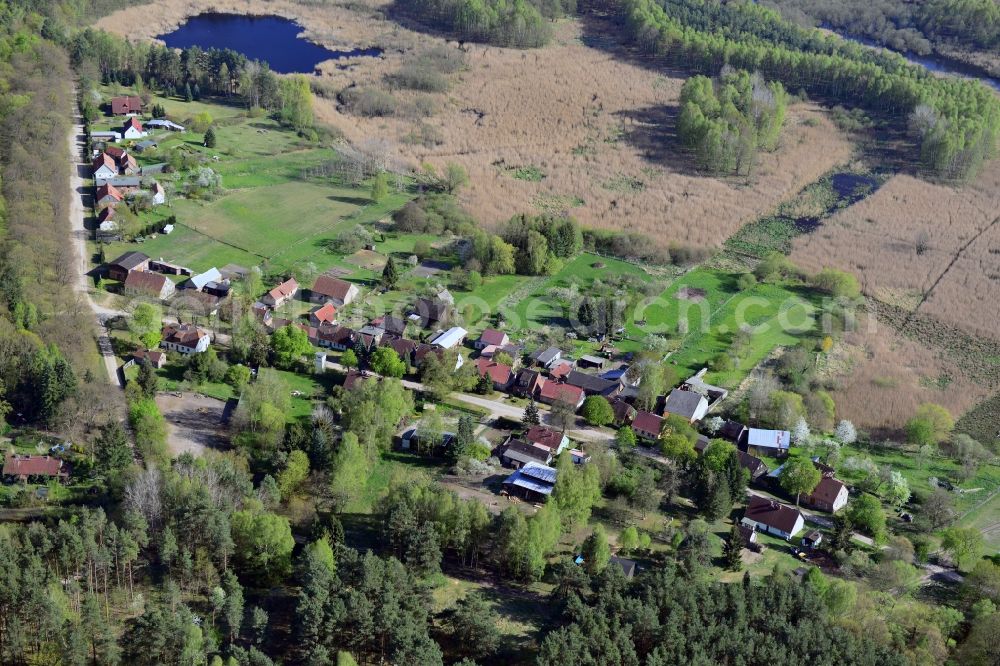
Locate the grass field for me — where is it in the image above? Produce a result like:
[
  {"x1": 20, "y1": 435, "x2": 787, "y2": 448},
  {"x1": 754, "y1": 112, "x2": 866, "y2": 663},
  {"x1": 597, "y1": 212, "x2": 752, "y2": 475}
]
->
[{"x1": 94, "y1": 90, "x2": 415, "y2": 280}]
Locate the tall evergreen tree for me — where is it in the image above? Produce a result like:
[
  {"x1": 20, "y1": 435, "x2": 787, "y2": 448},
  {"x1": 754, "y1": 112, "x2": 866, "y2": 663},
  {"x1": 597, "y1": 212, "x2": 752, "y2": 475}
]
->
[
  {"x1": 522, "y1": 400, "x2": 541, "y2": 426},
  {"x1": 381, "y1": 255, "x2": 398, "y2": 289},
  {"x1": 724, "y1": 523, "x2": 744, "y2": 571}
]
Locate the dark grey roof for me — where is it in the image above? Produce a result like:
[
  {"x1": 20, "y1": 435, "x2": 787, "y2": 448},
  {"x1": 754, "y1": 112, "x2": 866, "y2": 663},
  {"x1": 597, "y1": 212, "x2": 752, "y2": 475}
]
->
[
  {"x1": 532, "y1": 346, "x2": 561, "y2": 365},
  {"x1": 565, "y1": 370, "x2": 617, "y2": 395},
  {"x1": 502, "y1": 440, "x2": 551, "y2": 466},
  {"x1": 663, "y1": 388, "x2": 704, "y2": 419},
  {"x1": 109, "y1": 251, "x2": 149, "y2": 270},
  {"x1": 609, "y1": 556, "x2": 637, "y2": 578}
]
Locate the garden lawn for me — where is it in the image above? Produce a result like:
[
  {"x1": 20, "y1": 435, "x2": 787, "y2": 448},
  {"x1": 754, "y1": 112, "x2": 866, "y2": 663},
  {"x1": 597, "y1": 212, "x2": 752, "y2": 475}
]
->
[
  {"x1": 508, "y1": 253, "x2": 648, "y2": 334},
  {"x1": 101, "y1": 181, "x2": 411, "y2": 275},
  {"x1": 258, "y1": 367, "x2": 336, "y2": 422}
]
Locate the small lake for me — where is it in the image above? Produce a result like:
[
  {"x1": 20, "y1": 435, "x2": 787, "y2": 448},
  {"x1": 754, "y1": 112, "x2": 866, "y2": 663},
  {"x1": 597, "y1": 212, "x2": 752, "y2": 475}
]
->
[{"x1": 158, "y1": 13, "x2": 382, "y2": 74}]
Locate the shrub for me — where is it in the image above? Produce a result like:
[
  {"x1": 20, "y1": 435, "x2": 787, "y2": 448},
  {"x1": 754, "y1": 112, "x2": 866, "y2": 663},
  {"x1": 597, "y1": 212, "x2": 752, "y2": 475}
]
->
[{"x1": 339, "y1": 87, "x2": 397, "y2": 117}]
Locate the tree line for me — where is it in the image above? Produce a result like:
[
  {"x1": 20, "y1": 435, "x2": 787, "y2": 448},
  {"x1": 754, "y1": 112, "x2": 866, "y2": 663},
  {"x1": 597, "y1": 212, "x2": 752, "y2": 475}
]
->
[
  {"x1": 618, "y1": 0, "x2": 1000, "y2": 180},
  {"x1": 394, "y1": 0, "x2": 576, "y2": 48},
  {"x1": 69, "y1": 30, "x2": 315, "y2": 131},
  {"x1": 762, "y1": 0, "x2": 1000, "y2": 54}
]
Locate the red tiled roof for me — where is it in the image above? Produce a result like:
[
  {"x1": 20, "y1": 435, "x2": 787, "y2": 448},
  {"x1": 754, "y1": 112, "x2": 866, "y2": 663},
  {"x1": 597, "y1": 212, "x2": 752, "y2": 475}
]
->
[
  {"x1": 110, "y1": 96, "x2": 142, "y2": 114},
  {"x1": 105, "y1": 145, "x2": 126, "y2": 160},
  {"x1": 96, "y1": 183, "x2": 123, "y2": 202},
  {"x1": 124, "y1": 270, "x2": 169, "y2": 295},
  {"x1": 525, "y1": 425, "x2": 563, "y2": 451},
  {"x1": 479, "y1": 328, "x2": 507, "y2": 346},
  {"x1": 268, "y1": 278, "x2": 298, "y2": 302},
  {"x1": 123, "y1": 117, "x2": 143, "y2": 132},
  {"x1": 540, "y1": 382, "x2": 584, "y2": 405},
  {"x1": 93, "y1": 152, "x2": 116, "y2": 172},
  {"x1": 97, "y1": 206, "x2": 117, "y2": 224},
  {"x1": 311, "y1": 302, "x2": 338, "y2": 324},
  {"x1": 162, "y1": 323, "x2": 207, "y2": 347},
  {"x1": 312, "y1": 275, "x2": 354, "y2": 301},
  {"x1": 132, "y1": 349, "x2": 165, "y2": 365},
  {"x1": 632, "y1": 411, "x2": 663, "y2": 436},
  {"x1": 3, "y1": 454, "x2": 64, "y2": 478},
  {"x1": 475, "y1": 357, "x2": 512, "y2": 386},
  {"x1": 806, "y1": 477, "x2": 847, "y2": 506},
  {"x1": 549, "y1": 361, "x2": 573, "y2": 380}
]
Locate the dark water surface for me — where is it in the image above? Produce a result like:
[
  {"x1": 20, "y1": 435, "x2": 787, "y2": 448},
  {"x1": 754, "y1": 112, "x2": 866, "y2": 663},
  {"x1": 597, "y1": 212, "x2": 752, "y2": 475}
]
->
[{"x1": 158, "y1": 13, "x2": 381, "y2": 74}]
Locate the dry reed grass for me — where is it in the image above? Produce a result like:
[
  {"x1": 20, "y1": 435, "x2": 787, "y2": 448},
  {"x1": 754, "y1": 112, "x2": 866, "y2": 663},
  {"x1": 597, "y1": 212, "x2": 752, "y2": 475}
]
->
[
  {"x1": 823, "y1": 313, "x2": 994, "y2": 433},
  {"x1": 101, "y1": 2, "x2": 855, "y2": 249},
  {"x1": 791, "y1": 159, "x2": 1000, "y2": 338}
]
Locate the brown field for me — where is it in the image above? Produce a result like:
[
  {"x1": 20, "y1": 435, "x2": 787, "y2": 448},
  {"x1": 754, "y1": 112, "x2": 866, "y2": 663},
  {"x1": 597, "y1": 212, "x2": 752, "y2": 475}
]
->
[
  {"x1": 822, "y1": 314, "x2": 995, "y2": 435},
  {"x1": 99, "y1": 1, "x2": 855, "y2": 249},
  {"x1": 791, "y1": 159, "x2": 1000, "y2": 339}
]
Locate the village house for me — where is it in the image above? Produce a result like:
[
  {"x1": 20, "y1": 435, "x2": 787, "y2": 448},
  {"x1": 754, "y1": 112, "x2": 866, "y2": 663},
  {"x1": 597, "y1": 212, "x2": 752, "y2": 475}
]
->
[
  {"x1": 524, "y1": 425, "x2": 569, "y2": 455},
  {"x1": 475, "y1": 357, "x2": 514, "y2": 391},
  {"x1": 376, "y1": 315, "x2": 407, "y2": 337},
  {"x1": 663, "y1": 388, "x2": 710, "y2": 422},
  {"x1": 745, "y1": 428, "x2": 791, "y2": 458},
  {"x1": 134, "y1": 139, "x2": 158, "y2": 153},
  {"x1": 131, "y1": 349, "x2": 167, "y2": 369},
  {"x1": 414, "y1": 343, "x2": 464, "y2": 371},
  {"x1": 414, "y1": 296, "x2": 452, "y2": 328},
  {"x1": 110, "y1": 95, "x2": 143, "y2": 115},
  {"x1": 310, "y1": 303, "x2": 338, "y2": 327},
  {"x1": 737, "y1": 450, "x2": 769, "y2": 482},
  {"x1": 121, "y1": 117, "x2": 146, "y2": 139},
  {"x1": 95, "y1": 183, "x2": 123, "y2": 207},
  {"x1": 475, "y1": 328, "x2": 509, "y2": 350},
  {"x1": 719, "y1": 420, "x2": 749, "y2": 446},
  {"x1": 565, "y1": 370, "x2": 620, "y2": 398},
  {"x1": 317, "y1": 325, "x2": 355, "y2": 351},
  {"x1": 538, "y1": 381, "x2": 585, "y2": 410},
  {"x1": 609, "y1": 556, "x2": 638, "y2": 579},
  {"x1": 609, "y1": 398, "x2": 637, "y2": 427},
  {"x1": 262, "y1": 278, "x2": 299, "y2": 308},
  {"x1": 311, "y1": 275, "x2": 359, "y2": 307},
  {"x1": 380, "y1": 336, "x2": 419, "y2": 367},
  {"x1": 92, "y1": 152, "x2": 118, "y2": 179},
  {"x1": 252, "y1": 302, "x2": 274, "y2": 327},
  {"x1": 632, "y1": 411, "x2": 664, "y2": 441},
  {"x1": 548, "y1": 360, "x2": 574, "y2": 380},
  {"x1": 95, "y1": 176, "x2": 141, "y2": 194},
  {"x1": 803, "y1": 476, "x2": 850, "y2": 513},
  {"x1": 502, "y1": 461, "x2": 557, "y2": 502},
  {"x1": 105, "y1": 251, "x2": 150, "y2": 282},
  {"x1": 741, "y1": 496, "x2": 805, "y2": 540},
  {"x1": 123, "y1": 270, "x2": 175, "y2": 300},
  {"x1": 499, "y1": 438, "x2": 552, "y2": 468},
  {"x1": 3, "y1": 454, "x2": 69, "y2": 484},
  {"x1": 512, "y1": 368, "x2": 546, "y2": 399},
  {"x1": 531, "y1": 346, "x2": 562, "y2": 368},
  {"x1": 96, "y1": 207, "x2": 120, "y2": 240},
  {"x1": 161, "y1": 323, "x2": 210, "y2": 354},
  {"x1": 151, "y1": 181, "x2": 166, "y2": 205}
]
